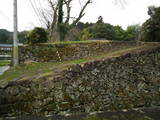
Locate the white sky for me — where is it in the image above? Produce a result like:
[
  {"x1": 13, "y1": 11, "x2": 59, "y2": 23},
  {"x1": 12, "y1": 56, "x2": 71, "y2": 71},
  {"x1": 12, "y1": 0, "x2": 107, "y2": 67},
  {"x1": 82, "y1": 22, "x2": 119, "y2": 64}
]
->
[{"x1": 0, "y1": 0, "x2": 160, "y2": 31}]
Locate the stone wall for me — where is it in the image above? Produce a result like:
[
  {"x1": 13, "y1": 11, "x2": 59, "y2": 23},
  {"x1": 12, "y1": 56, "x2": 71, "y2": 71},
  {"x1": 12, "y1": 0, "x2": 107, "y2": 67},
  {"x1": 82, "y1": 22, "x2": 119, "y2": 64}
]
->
[
  {"x1": 0, "y1": 45, "x2": 160, "y2": 116},
  {"x1": 19, "y1": 41, "x2": 140, "y2": 63}
]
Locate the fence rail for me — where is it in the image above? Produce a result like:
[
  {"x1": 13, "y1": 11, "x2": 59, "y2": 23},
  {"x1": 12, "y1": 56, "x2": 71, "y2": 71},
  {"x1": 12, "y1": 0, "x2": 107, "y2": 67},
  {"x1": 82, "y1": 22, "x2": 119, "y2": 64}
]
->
[{"x1": 0, "y1": 44, "x2": 12, "y2": 60}]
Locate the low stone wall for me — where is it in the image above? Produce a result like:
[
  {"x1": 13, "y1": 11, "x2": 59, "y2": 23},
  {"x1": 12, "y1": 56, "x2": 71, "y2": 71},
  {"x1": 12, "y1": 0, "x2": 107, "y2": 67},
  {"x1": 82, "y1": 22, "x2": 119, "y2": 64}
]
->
[
  {"x1": 0, "y1": 45, "x2": 160, "y2": 116},
  {"x1": 19, "y1": 41, "x2": 140, "y2": 63}
]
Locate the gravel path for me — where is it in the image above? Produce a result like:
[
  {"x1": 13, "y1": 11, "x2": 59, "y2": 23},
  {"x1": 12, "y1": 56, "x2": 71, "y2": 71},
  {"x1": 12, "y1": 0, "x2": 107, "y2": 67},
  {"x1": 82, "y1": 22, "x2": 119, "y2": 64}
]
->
[{"x1": 0, "y1": 66, "x2": 10, "y2": 75}]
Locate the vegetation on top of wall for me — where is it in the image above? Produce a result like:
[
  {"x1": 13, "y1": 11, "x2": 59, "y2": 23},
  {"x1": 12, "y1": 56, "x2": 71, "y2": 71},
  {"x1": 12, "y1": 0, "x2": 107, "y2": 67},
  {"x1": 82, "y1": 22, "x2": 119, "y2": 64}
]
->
[
  {"x1": 47, "y1": 40, "x2": 112, "y2": 45},
  {"x1": 26, "y1": 27, "x2": 48, "y2": 45}
]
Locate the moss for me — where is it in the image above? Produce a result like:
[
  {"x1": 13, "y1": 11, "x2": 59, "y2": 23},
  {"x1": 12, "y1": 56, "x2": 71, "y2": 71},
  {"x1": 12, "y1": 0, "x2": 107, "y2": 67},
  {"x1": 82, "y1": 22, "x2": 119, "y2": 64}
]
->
[
  {"x1": 42, "y1": 102, "x2": 57, "y2": 112},
  {"x1": 21, "y1": 40, "x2": 141, "y2": 63}
]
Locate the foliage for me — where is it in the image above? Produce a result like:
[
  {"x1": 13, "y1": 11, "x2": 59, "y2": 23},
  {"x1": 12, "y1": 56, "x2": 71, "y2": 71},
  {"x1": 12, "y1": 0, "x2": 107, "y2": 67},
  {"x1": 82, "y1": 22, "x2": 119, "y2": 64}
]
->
[
  {"x1": 114, "y1": 25, "x2": 126, "y2": 40},
  {"x1": 79, "y1": 16, "x2": 140, "y2": 41},
  {"x1": 125, "y1": 24, "x2": 141, "y2": 41},
  {"x1": 80, "y1": 28, "x2": 94, "y2": 41},
  {"x1": 97, "y1": 16, "x2": 104, "y2": 24},
  {"x1": 0, "y1": 29, "x2": 28, "y2": 44},
  {"x1": 59, "y1": 23, "x2": 70, "y2": 41},
  {"x1": 141, "y1": 6, "x2": 160, "y2": 42},
  {"x1": 0, "y1": 29, "x2": 12, "y2": 44},
  {"x1": 38, "y1": 0, "x2": 92, "y2": 42},
  {"x1": 77, "y1": 22, "x2": 94, "y2": 30},
  {"x1": 18, "y1": 31, "x2": 28, "y2": 44},
  {"x1": 80, "y1": 23, "x2": 116, "y2": 40},
  {"x1": 65, "y1": 27, "x2": 81, "y2": 41},
  {"x1": 80, "y1": 22, "x2": 141, "y2": 41},
  {"x1": 27, "y1": 27, "x2": 48, "y2": 45}
]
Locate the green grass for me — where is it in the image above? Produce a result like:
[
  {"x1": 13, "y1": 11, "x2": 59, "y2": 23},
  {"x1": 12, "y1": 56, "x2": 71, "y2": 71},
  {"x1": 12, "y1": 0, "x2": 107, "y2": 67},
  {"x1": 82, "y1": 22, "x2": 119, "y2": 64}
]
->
[
  {"x1": 0, "y1": 60, "x2": 11, "y2": 66},
  {"x1": 0, "y1": 44, "x2": 153, "y2": 85},
  {"x1": 44, "y1": 40, "x2": 112, "y2": 45},
  {"x1": 0, "y1": 59, "x2": 87, "y2": 85},
  {"x1": 85, "y1": 44, "x2": 150, "y2": 61}
]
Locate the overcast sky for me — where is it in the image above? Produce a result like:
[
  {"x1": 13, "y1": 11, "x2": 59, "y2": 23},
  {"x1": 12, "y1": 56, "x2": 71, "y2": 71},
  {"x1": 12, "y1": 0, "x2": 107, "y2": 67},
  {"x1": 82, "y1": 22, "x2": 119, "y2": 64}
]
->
[{"x1": 0, "y1": 0, "x2": 160, "y2": 31}]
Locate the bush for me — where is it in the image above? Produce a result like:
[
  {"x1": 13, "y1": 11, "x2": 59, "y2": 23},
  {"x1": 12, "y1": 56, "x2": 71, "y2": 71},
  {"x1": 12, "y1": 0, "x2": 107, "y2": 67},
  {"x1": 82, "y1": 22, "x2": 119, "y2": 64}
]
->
[
  {"x1": 125, "y1": 25, "x2": 141, "y2": 41},
  {"x1": 27, "y1": 27, "x2": 48, "y2": 45},
  {"x1": 80, "y1": 23, "x2": 116, "y2": 40},
  {"x1": 140, "y1": 6, "x2": 160, "y2": 42}
]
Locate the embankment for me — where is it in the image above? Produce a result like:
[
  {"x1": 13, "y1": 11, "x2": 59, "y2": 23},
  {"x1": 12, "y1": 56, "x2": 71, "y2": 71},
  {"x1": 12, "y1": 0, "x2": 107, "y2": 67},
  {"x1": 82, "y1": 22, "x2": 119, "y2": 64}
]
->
[{"x1": 0, "y1": 43, "x2": 160, "y2": 116}]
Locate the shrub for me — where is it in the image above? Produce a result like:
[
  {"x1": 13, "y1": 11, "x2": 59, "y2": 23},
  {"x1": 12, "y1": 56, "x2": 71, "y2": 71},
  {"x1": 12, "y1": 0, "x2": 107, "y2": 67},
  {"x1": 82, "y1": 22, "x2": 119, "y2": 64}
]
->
[
  {"x1": 140, "y1": 6, "x2": 160, "y2": 42},
  {"x1": 27, "y1": 27, "x2": 48, "y2": 45}
]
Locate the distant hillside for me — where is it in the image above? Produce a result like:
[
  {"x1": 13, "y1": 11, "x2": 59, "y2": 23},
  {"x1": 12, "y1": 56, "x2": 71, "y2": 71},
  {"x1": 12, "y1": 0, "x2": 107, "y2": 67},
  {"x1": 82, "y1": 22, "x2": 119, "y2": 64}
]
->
[
  {"x1": 0, "y1": 29, "x2": 27, "y2": 44},
  {"x1": 0, "y1": 29, "x2": 12, "y2": 44}
]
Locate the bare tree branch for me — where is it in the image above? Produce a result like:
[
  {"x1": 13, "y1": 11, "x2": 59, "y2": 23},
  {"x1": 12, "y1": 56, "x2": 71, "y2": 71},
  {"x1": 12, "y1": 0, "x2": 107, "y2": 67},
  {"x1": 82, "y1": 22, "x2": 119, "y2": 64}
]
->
[
  {"x1": 72, "y1": 0, "x2": 92, "y2": 26},
  {"x1": 64, "y1": 0, "x2": 72, "y2": 24}
]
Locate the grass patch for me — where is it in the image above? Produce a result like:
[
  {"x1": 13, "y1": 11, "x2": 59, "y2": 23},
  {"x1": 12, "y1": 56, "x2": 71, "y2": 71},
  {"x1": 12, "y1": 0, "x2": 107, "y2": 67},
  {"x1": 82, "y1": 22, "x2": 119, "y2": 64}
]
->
[
  {"x1": 86, "y1": 44, "x2": 150, "y2": 61},
  {"x1": 0, "y1": 60, "x2": 11, "y2": 66},
  {"x1": 44, "y1": 40, "x2": 112, "y2": 45},
  {"x1": 0, "y1": 59, "x2": 87, "y2": 85}
]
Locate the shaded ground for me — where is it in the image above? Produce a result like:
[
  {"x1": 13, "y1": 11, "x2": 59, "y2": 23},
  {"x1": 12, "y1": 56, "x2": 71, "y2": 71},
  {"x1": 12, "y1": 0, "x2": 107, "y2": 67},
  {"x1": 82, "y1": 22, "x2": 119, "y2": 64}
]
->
[{"x1": 1, "y1": 107, "x2": 160, "y2": 120}]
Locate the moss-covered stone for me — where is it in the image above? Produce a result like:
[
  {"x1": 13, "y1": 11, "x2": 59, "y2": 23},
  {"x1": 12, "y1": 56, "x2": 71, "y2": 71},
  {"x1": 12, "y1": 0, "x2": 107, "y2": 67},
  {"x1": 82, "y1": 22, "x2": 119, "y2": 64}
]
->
[{"x1": 19, "y1": 41, "x2": 140, "y2": 63}]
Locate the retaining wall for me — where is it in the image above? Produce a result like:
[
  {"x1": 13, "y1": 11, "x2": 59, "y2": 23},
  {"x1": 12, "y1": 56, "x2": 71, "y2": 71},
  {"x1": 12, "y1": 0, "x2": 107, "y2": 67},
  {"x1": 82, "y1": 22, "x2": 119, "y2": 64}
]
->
[
  {"x1": 0, "y1": 45, "x2": 160, "y2": 116},
  {"x1": 19, "y1": 41, "x2": 140, "y2": 63}
]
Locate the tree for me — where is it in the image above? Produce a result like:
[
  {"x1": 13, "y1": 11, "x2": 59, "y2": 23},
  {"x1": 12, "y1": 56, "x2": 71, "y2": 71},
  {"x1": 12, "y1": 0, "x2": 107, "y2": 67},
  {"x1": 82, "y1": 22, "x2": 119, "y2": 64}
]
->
[
  {"x1": 76, "y1": 22, "x2": 93, "y2": 30},
  {"x1": 18, "y1": 31, "x2": 28, "y2": 44},
  {"x1": 26, "y1": 27, "x2": 48, "y2": 45},
  {"x1": 140, "y1": 6, "x2": 160, "y2": 42},
  {"x1": 125, "y1": 24, "x2": 141, "y2": 41},
  {"x1": 80, "y1": 27, "x2": 94, "y2": 40},
  {"x1": 80, "y1": 22, "x2": 116, "y2": 40},
  {"x1": 31, "y1": 0, "x2": 126, "y2": 42},
  {"x1": 0, "y1": 29, "x2": 12, "y2": 44},
  {"x1": 97, "y1": 16, "x2": 104, "y2": 24},
  {"x1": 32, "y1": 0, "x2": 92, "y2": 42},
  {"x1": 0, "y1": 29, "x2": 28, "y2": 44},
  {"x1": 114, "y1": 25, "x2": 126, "y2": 40}
]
